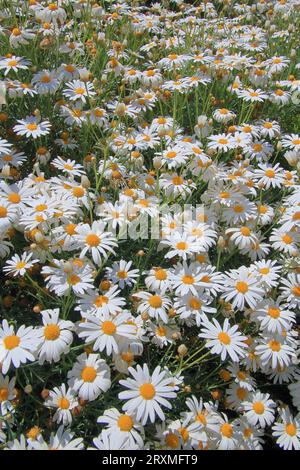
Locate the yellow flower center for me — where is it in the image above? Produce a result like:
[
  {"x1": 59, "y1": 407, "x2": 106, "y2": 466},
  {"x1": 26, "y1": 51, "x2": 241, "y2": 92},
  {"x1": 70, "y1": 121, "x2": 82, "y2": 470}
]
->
[
  {"x1": 220, "y1": 423, "x2": 233, "y2": 438},
  {"x1": 26, "y1": 123, "x2": 38, "y2": 131},
  {"x1": 292, "y1": 286, "x2": 300, "y2": 297},
  {"x1": 117, "y1": 270, "x2": 128, "y2": 279},
  {"x1": 8, "y1": 193, "x2": 21, "y2": 203},
  {"x1": 154, "y1": 268, "x2": 167, "y2": 280},
  {"x1": 102, "y1": 321, "x2": 116, "y2": 335},
  {"x1": 268, "y1": 307, "x2": 280, "y2": 318},
  {"x1": 165, "y1": 433, "x2": 179, "y2": 449},
  {"x1": 44, "y1": 324, "x2": 60, "y2": 340},
  {"x1": 252, "y1": 402, "x2": 265, "y2": 414},
  {"x1": 4, "y1": 335, "x2": 20, "y2": 350},
  {"x1": 265, "y1": 169, "x2": 275, "y2": 178},
  {"x1": 0, "y1": 387, "x2": 9, "y2": 402},
  {"x1": 67, "y1": 274, "x2": 80, "y2": 286},
  {"x1": 176, "y1": 241, "x2": 188, "y2": 250},
  {"x1": 182, "y1": 274, "x2": 195, "y2": 285},
  {"x1": 285, "y1": 423, "x2": 297, "y2": 437},
  {"x1": 236, "y1": 281, "x2": 249, "y2": 293},
  {"x1": 85, "y1": 234, "x2": 100, "y2": 247},
  {"x1": 148, "y1": 295, "x2": 162, "y2": 308},
  {"x1": 94, "y1": 295, "x2": 108, "y2": 307},
  {"x1": 281, "y1": 234, "x2": 292, "y2": 244},
  {"x1": 117, "y1": 414, "x2": 134, "y2": 431},
  {"x1": 240, "y1": 226, "x2": 250, "y2": 236},
  {"x1": 81, "y1": 366, "x2": 97, "y2": 382},
  {"x1": 58, "y1": 397, "x2": 70, "y2": 409},
  {"x1": 218, "y1": 332, "x2": 231, "y2": 345},
  {"x1": 269, "y1": 340, "x2": 281, "y2": 352},
  {"x1": 139, "y1": 383, "x2": 156, "y2": 399},
  {"x1": 0, "y1": 206, "x2": 8, "y2": 218}
]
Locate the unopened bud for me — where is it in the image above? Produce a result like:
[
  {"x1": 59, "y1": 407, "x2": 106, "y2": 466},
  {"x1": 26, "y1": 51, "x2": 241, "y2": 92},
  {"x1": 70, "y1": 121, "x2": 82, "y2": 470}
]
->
[
  {"x1": 81, "y1": 175, "x2": 91, "y2": 189},
  {"x1": 177, "y1": 344, "x2": 188, "y2": 357},
  {"x1": 24, "y1": 384, "x2": 33, "y2": 394},
  {"x1": 153, "y1": 156, "x2": 162, "y2": 169}
]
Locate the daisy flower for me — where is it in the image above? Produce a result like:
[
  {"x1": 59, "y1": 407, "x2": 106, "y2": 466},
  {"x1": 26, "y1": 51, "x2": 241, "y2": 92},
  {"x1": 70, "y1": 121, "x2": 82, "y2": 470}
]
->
[
  {"x1": 0, "y1": 320, "x2": 41, "y2": 374},
  {"x1": 0, "y1": 138, "x2": 12, "y2": 154},
  {"x1": 253, "y1": 300, "x2": 295, "y2": 334},
  {"x1": 37, "y1": 309, "x2": 74, "y2": 364},
  {"x1": 272, "y1": 407, "x2": 300, "y2": 450},
  {"x1": 52, "y1": 156, "x2": 84, "y2": 177},
  {"x1": 0, "y1": 55, "x2": 30, "y2": 75},
  {"x1": 3, "y1": 252, "x2": 38, "y2": 277},
  {"x1": 30, "y1": 426, "x2": 84, "y2": 450},
  {"x1": 242, "y1": 392, "x2": 276, "y2": 428},
  {"x1": 63, "y1": 80, "x2": 95, "y2": 103},
  {"x1": 118, "y1": 364, "x2": 177, "y2": 425},
  {"x1": 76, "y1": 285, "x2": 125, "y2": 316},
  {"x1": 106, "y1": 260, "x2": 139, "y2": 289},
  {"x1": 255, "y1": 335, "x2": 296, "y2": 369},
  {"x1": 75, "y1": 221, "x2": 117, "y2": 266},
  {"x1": 199, "y1": 314, "x2": 248, "y2": 362},
  {"x1": 97, "y1": 408, "x2": 144, "y2": 448},
  {"x1": 221, "y1": 266, "x2": 264, "y2": 310},
  {"x1": 207, "y1": 133, "x2": 235, "y2": 152},
  {"x1": 134, "y1": 291, "x2": 172, "y2": 323},
  {"x1": 280, "y1": 273, "x2": 300, "y2": 308},
  {"x1": 145, "y1": 267, "x2": 171, "y2": 293},
  {"x1": 13, "y1": 116, "x2": 51, "y2": 139},
  {"x1": 0, "y1": 373, "x2": 16, "y2": 409},
  {"x1": 78, "y1": 311, "x2": 137, "y2": 356},
  {"x1": 67, "y1": 353, "x2": 111, "y2": 401},
  {"x1": 44, "y1": 384, "x2": 78, "y2": 426}
]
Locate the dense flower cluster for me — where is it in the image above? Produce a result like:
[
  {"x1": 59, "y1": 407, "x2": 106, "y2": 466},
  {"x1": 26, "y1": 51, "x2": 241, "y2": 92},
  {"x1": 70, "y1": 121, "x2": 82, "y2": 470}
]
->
[{"x1": 0, "y1": 0, "x2": 300, "y2": 451}]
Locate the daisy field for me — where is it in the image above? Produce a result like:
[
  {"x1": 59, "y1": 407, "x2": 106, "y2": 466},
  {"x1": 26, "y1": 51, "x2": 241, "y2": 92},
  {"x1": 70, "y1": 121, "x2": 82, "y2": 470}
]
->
[{"x1": 0, "y1": 0, "x2": 300, "y2": 452}]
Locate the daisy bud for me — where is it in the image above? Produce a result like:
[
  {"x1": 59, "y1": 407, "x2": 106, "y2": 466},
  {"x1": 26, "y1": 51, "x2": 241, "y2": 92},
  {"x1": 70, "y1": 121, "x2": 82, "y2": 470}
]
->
[
  {"x1": 0, "y1": 81, "x2": 6, "y2": 107},
  {"x1": 79, "y1": 398, "x2": 88, "y2": 407},
  {"x1": 197, "y1": 115, "x2": 208, "y2": 127},
  {"x1": 183, "y1": 385, "x2": 191, "y2": 393},
  {"x1": 1, "y1": 164, "x2": 10, "y2": 177},
  {"x1": 99, "y1": 279, "x2": 111, "y2": 291},
  {"x1": 81, "y1": 175, "x2": 91, "y2": 189},
  {"x1": 177, "y1": 344, "x2": 188, "y2": 357},
  {"x1": 168, "y1": 308, "x2": 176, "y2": 318},
  {"x1": 2, "y1": 295, "x2": 14, "y2": 308},
  {"x1": 24, "y1": 384, "x2": 32, "y2": 394},
  {"x1": 84, "y1": 345, "x2": 93, "y2": 355},
  {"x1": 115, "y1": 102, "x2": 127, "y2": 117},
  {"x1": 141, "y1": 311, "x2": 149, "y2": 321},
  {"x1": 217, "y1": 236, "x2": 226, "y2": 248},
  {"x1": 33, "y1": 109, "x2": 41, "y2": 121},
  {"x1": 219, "y1": 369, "x2": 231, "y2": 382},
  {"x1": 171, "y1": 332, "x2": 181, "y2": 341},
  {"x1": 41, "y1": 389, "x2": 49, "y2": 400},
  {"x1": 34, "y1": 232, "x2": 44, "y2": 243},
  {"x1": 276, "y1": 141, "x2": 282, "y2": 151},
  {"x1": 251, "y1": 4, "x2": 256, "y2": 12},
  {"x1": 33, "y1": 304, "x2": 42, "y2": 314},
  {"x1": 153, "y1": 156, "x2": 162, "y2": 169},
  {"x1": 291, "y1": 49, "x2": 296, "y2": 58},
  {"x1": 137, "y1": 250, "x2": 145, "y2": 257},
  {"x1": 79, "y1": 67, "x2": 91, "y2": 82},
  {"x1": 72, "y1": 406, "x2": 82, "y2": 417},
  {"x1": 211, "y1": 389, "x2": 222, "y2": 400},
  {"x1": 63, "y1": 261, "x2": 73, "y2": 274},
  {"x1": 157, "y1": 128, "x2": 167, "y2": 138}
]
